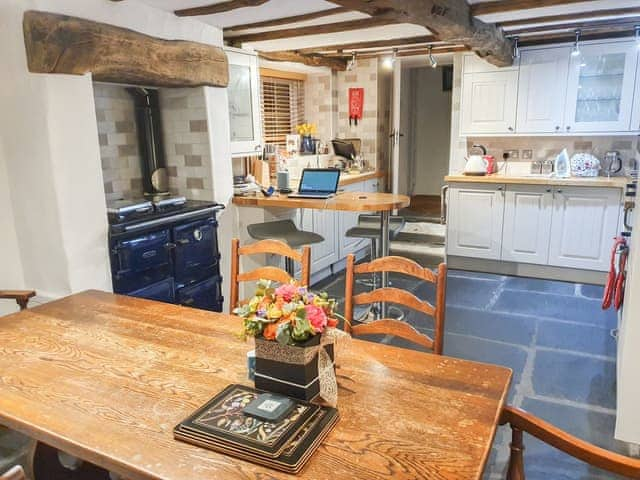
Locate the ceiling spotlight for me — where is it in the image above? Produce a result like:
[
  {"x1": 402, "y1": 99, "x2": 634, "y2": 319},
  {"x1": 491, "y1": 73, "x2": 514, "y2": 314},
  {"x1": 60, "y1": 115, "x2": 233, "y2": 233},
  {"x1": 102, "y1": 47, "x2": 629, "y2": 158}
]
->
[
  {"x1": 346, "y1": 51, "x2": 357, "y2": 71},
  {"x1": 512, "y1": 36, "x2": 520, "y2": 60},
  {"x1": 382, "y1": 48, "x2": 398, "y2": 70},
  {"x1": 635, "y1": 25, "x2": 640, "y2": 49},
  {"x1": 571, "y1": 29, "x2": 581, "y2": 57},
  {"x1": 428, "y1": 46, "x2": 438, "y2": 69}
]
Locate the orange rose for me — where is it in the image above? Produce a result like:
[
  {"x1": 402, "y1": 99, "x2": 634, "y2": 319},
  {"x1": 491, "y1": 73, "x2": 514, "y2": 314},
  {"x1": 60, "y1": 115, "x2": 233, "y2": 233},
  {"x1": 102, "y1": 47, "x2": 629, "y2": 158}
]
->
[
  {"x1": 263, "y1": 322, "x2": 279, "y2": 340},
  {"x1": 327, "y1": 317, "x2": 338, "y2": 328}
]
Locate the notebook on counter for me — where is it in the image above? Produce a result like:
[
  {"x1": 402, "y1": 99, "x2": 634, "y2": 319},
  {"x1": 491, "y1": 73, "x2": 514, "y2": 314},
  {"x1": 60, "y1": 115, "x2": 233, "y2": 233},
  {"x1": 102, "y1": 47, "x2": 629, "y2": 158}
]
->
[{"x1": 174, "y1": 384, "x2": 339, "y2": 474}]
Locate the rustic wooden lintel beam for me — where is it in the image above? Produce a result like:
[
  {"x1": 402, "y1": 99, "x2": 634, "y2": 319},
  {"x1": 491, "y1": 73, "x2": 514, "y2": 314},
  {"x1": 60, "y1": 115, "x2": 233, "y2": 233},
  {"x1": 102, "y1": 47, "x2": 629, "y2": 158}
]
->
[
  {"x1": 329, "y1": 0, "x2": 513, "y2": 67},
  {"x1": 224, "y1": 7, "x2": 351, "y2": 32},
  {"x1": 22, "y1": 10, "x2": 228, "y2": 88},
  {"x1": 258, "y1": 51, "x2": 347, "y2": 71}
]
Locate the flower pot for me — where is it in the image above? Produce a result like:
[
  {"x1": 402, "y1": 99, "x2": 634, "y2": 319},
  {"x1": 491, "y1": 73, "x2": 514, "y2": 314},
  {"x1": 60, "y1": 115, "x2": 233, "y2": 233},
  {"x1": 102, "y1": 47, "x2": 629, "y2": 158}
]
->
[
  {"x1": 254, "y1": 335, "x2": 334, "y2": 401},
  {"x1": 300, "y1": 135, "x2": 315, "y2": 154}
]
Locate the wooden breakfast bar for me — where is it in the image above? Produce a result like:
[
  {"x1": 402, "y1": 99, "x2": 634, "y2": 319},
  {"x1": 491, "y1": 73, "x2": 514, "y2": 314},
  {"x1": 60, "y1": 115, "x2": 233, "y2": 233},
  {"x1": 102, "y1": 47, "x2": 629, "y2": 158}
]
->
[{"x1": 0, "y1": 291, "x2": 512, "y2": 479}]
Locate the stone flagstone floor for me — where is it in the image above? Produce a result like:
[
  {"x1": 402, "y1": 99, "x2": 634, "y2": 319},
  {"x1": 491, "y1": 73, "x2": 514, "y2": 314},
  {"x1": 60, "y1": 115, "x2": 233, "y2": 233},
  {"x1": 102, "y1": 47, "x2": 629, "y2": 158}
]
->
[{"x1": 313, "y1": 268, "x2": 626, "y2": 480}]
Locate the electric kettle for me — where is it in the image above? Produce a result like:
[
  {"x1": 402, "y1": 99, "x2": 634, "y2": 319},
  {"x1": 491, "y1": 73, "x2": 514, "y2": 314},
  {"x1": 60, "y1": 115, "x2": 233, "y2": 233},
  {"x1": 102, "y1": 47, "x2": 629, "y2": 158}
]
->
[{"x1": 464, "y1": 144, "x2": 488, "y2": 176}]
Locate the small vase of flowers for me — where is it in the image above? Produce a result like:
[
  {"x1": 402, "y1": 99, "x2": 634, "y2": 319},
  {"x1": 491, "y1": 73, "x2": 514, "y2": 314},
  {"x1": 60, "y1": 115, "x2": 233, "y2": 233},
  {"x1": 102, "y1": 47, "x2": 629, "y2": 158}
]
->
[
  {"x1": 235, "y1": 280, "x2": 339, "y2": 400},
  {"x1": 296, "y1": 123, "x2": 317, "y2": 154}
]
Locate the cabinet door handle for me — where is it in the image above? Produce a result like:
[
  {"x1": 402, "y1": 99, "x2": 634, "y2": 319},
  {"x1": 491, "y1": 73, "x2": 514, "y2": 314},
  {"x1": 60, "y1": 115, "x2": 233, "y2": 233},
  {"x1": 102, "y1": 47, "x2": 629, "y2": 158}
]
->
[
  {"x1": 555, "y1": 126, "x2": 560, "y2": 131},
  {"x1": 508, "y1": 126, "x2": 514, "y2": 132},
  {"x1": 566, "y1": 126, "x2": 571, "y2": 131},
  {"x1": 557, "y1": 189, "x2": 563, "y2": 194},
  {"x1": 546, "y1": 188, "x2": 552, "y2": 193}
]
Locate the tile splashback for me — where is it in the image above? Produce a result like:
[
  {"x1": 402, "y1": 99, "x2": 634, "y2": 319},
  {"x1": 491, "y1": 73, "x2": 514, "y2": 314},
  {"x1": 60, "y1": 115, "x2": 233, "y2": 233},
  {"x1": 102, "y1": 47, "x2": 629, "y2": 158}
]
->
[{"x1": 466, "y1": 136, "x2": 640, "y2": 175}]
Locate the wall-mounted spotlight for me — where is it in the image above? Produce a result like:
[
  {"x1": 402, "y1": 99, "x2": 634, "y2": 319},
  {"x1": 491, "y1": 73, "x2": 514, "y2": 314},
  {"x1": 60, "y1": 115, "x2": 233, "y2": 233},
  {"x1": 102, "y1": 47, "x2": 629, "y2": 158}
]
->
[
  {"x1": 382, "y1": 48, "x2": 398, "y2": 70},
  {"x1": 346, "y1": 51, "x2": 357, "y2": 71},
  {"x1": 428, "y1": 46, "x2": 438, "y2": 69},
  {"x1": 635, "y1": 25, "x2": 640, "y2": 49},
  {"x1": 512, "y1": 36, "x2": 520, "y2": 60},
  {"x1": 571, "y1": 29, "x2": 582, "y2": 57}
]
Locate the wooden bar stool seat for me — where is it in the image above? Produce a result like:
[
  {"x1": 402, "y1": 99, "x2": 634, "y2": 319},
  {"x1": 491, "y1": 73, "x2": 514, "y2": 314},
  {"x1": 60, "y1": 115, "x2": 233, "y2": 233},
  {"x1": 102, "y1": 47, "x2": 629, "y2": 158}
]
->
[{"x1": 0, "y1": 291, "x2": 36, "y2": 311}]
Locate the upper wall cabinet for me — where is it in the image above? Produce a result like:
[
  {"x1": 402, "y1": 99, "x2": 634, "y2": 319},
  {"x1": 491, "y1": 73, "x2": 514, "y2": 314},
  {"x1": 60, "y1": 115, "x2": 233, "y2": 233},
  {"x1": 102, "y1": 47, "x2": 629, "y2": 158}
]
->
[
  {"x1": 564, "y1": 41, "x2": 639, "y2": 133},
  {"x1": 461, "y1": 70, "x2": 519, "y2": 135},
  {"x1": 225, "y1": 48, "x2": 263, "y2": 157},
  {"x1": 630, "y1": 54, "x2": 640, "y2": 132},
  {"x1": 516, "y1": 47, "x2": 570, "y2": 133}
]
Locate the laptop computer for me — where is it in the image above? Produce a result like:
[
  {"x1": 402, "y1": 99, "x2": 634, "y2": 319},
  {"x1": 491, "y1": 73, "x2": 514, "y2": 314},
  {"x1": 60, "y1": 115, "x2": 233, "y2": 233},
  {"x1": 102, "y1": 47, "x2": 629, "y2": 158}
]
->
[{"x1": 287, "y1": 169, "x2": 341, "y2": 199}]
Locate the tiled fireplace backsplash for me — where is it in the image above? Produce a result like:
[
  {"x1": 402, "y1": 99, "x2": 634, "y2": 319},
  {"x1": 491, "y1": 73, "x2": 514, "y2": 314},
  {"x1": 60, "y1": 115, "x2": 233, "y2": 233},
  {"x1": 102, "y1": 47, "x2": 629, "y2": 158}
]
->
[
  {"x1": 93, "y1": 84, "x2": 213, "y2": 202},
  {"x1": 467, "y1": 136, "x2": 639, "y2": 173},
  {"x1": 94, "y1": 83, "x2": 143, "y2": 201}
]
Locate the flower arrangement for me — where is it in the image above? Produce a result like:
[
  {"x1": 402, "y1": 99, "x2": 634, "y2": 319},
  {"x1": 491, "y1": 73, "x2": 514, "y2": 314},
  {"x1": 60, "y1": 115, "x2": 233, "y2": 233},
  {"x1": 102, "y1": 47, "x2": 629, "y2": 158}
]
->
[
  {"x1": 235, "y1": 280, "x2": 339, "y2": 346},
  {"x1": 295, "y1": 123, "x2": 317, "y2": 136}
]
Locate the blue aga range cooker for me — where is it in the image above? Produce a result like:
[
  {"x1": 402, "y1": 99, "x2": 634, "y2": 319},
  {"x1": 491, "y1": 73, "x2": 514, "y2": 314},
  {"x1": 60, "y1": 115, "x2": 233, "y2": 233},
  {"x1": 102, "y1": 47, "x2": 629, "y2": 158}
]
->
[{"x1": 108, "y1": 197, "x2": 225, "y2": 312}]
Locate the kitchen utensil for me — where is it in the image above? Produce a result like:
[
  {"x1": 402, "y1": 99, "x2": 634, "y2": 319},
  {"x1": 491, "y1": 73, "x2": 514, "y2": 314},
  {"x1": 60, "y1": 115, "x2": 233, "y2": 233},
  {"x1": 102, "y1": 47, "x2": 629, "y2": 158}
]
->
[
  {"x1": 464, "y1": 144, "x2": 488, "y2": 176},
  {"x1": 603, "y1": 151, "x2": 623, "y2": 178}
]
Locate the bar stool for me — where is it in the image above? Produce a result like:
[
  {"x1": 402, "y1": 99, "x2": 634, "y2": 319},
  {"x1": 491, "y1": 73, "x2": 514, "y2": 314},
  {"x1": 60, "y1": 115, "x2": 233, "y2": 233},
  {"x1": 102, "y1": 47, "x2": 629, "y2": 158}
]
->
[
  {"x1": 247, "y1": 220, "x2": 324, "y2": 276},
  {"x1": 346, "y1": 214, "x2": 405, "y2": 320}
]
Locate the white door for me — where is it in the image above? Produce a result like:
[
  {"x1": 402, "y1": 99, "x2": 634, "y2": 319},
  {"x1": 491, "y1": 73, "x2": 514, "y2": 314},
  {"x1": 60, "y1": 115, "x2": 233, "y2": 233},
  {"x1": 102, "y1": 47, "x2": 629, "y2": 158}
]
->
[
  {"x1": 390, "y1": 58, "x2": 402, "y2": 195},
  {"x1": 516, "y1": 47, "x2": 570, "y2": 133},
  {"x1": 549, "y1": 187, "x2": 621, "y2": 270},
  {"x1": 446, "y1": 184, "x2": 505, "y2": 259},
  {"x1": 226, "y1": 48, "x2": 263, "y2": 156},
  {"x1": 564, "y1": 41, "x2": 638, "y2": 133},
  {"x1": 630, "y1": 53, "x2": 640, "y2": 132},
  {"x1": 460, "y1": 70, "x2": 518, "y2": 134},
  {"x1": 502, "y1": 185, "x2": 553, "y2": 264}
]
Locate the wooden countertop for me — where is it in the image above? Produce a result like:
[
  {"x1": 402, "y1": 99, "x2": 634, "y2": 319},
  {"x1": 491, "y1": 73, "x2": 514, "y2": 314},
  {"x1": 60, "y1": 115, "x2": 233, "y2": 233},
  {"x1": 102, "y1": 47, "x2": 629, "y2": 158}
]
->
[
  {"x1": 233, "y1": 191, "x2": 409, "y2": 211},
  {"x1": 0, "y1": 291, "x2": 511, "y2": 480},
  {"x1": 445, "y1": 174, "x2": 629, "y2": 189}
]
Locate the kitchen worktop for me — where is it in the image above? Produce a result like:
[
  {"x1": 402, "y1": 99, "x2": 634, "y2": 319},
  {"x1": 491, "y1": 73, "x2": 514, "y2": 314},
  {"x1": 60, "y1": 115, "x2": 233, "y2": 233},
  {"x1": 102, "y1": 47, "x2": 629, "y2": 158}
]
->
[
  {"x1": 445, "y1": 174, "x2": 629, "y2": 189},
  {"x1": 233, "y1": 191, "x2": 409, "y2": 211}
]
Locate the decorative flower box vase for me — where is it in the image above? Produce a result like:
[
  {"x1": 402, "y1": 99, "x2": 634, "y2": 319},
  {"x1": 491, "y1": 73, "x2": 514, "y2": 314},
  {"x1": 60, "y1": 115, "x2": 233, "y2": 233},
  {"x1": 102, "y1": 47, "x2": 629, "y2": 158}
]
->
[
  {"x1": 254, "y1": 335, "x2": 334, "y2": 401},
  {"x1": 300, "y1": 135, "x2": 314, "y2": 154}
]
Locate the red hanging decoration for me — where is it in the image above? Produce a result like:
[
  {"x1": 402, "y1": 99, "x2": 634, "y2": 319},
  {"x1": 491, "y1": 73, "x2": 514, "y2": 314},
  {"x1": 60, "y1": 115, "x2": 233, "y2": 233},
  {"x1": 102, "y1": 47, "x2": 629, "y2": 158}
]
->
[{"x1": 348, "y1": 87, "x2": 364, "y2": 126}]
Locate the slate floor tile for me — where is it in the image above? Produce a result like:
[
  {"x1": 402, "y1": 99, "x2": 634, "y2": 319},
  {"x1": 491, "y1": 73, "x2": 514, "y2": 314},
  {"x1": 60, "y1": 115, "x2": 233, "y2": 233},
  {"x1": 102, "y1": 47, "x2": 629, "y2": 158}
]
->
[
  {"x1": 503, "y1": 276, "x2": 576, "y2": 295},
  {"x1": 442, "y1": 306, "x2": 537, "y2": 346},
  {"x1": 493, "y1": 289, "x2": 617, "y2": 329},
  {"x1": 532, "y1": 350, "x2": 616, "y2": 409},
  {"x1": 580, "y1": 284, "x2": 605, "y2": 300},
  {"x1": 449, "y1": 269, "x2": 505, "y2": 281},
  {"x1": 415, "y1": 275, "x2": 501, "y2": 309},
  {"x1": 537, "y1": 320, "x2": 616, "y2": 358}
]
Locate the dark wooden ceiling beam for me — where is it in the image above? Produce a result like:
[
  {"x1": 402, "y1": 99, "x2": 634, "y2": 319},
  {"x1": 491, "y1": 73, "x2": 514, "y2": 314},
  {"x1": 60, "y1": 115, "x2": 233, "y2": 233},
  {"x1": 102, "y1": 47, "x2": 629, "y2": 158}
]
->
[
  {"x1": 328, "y1": 0, "x2": 512, "y2": 67},
  {"x1": 176, "y1": 0, "x2": 269, "y2": 17},
  {"x1": 506, "y1": 17, "x2": 640, "y2": 36},
  {"x1": 471, "y1": 0, "x2": 601, "y2": 17},
  {"x1": 498, "y1": 7, "x2": 640, "y2": 28},
  {"x1": 226, "y1": 16, "x2": 399, "y2": 44},
  {"x1": 224, "y1": 7, "x2": 350, "y2": 32},
  {"x1": 297, "y1": 35, "x2": 439, "y2": 54},
  {"x1": 258, "y1": 51, "x2": 347, "y2": 70}
]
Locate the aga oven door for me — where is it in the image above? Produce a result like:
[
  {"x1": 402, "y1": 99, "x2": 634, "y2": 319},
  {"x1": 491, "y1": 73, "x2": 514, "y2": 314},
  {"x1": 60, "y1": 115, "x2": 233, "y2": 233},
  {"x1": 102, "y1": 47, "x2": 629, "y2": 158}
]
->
[
  {"x1": 128, "y1": 277, "x2": 175, "y2": 304},
  {"x1": 111, "y1": 229, "x2": 172, "y2": 293},
  {"x1": 176, "y1": 275, "x2": 223, "y2": 312},
  {"x1": 173, "y1": 218, "x2": 220, "y2": 286}
]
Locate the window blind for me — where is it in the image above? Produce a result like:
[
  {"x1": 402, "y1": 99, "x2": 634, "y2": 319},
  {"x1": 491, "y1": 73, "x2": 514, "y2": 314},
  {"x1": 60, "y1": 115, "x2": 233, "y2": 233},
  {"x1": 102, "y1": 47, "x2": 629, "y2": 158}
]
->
[{"x1": 260, "y1": 76, "x2": 305, "y2": 147}]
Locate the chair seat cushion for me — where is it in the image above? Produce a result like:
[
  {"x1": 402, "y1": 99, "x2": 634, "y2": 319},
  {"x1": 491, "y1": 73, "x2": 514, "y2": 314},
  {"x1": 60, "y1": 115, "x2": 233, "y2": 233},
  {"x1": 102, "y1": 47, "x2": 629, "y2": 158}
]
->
[{"x1": 247, "y1": 220, "x2": 324, "y2": 248}]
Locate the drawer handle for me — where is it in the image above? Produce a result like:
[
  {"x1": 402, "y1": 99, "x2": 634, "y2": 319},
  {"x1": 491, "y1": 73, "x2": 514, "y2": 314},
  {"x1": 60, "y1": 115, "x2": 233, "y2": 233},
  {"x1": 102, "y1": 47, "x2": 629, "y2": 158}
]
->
[
  {"x1": 546, "y1": 188, "x2": 552, "y2": 193},
  {"x1": 555, "y1": 126, "x2": 560, "y2": 131}
]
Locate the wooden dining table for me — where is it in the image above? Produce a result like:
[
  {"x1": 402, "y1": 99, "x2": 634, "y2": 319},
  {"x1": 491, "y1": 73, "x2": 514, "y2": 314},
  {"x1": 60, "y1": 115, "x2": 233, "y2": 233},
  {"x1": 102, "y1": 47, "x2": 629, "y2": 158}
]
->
[{"x1": 0, "y1": 291, "x2": 511, "y2": 480}]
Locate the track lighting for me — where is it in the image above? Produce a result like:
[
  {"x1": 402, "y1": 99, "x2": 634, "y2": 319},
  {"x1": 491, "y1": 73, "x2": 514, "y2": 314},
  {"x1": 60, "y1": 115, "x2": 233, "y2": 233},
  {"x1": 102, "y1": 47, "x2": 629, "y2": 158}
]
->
[
  {"x1": 428, "y1": 46, "x2": 438, "y2": 69},
  {"x1": 346, "y1": 51, "x2": 357, "y2": 71},
  {"x1": 571, "y1": 29, "x2": 581, "y2": 57},
  {"x1": 512, "y1": 36, "x2": 520, "y2": 60}
]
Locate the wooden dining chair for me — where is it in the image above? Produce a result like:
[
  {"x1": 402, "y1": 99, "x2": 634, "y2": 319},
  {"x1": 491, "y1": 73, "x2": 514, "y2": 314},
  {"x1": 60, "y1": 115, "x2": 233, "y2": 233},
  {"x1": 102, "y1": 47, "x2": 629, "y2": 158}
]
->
[
  {"x1": 344, "y1": 254, "x2": 447, "y2": 354},
  {"x1": 0, "y1": 466, "x2": 25, "y2": 480},
  {"x1": 0, "y1": 290, "x2": 36, "y2": 311},
  {"x1": 229, "y1": 238, "x2": 311, "y2": 313},
  {"x1": 500, "y1": 405, "x2": 640, "y2": 479}
]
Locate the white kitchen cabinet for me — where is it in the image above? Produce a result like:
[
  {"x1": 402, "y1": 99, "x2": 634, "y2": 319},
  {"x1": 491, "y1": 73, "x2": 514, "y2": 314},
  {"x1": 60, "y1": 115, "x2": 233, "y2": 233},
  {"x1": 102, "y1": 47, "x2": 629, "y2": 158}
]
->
[
  {"x1": 631, "y1": 53, "x2": 640, "y2": 132},
  {"x1": 502, "y1": 186, "x2": 553, "y2": 264},
  {"x1": 564, "y1": 41, "x2": 639, "y2": 133},
  {"x1": 309, "y1": 209, "x2": 338, "y2": 273},
  {"x1": 461, "y1": 70, "x2": 519, "y2": 135},
  {"x1": 548, "y1": 187, "x2": 621, "y2": 270},
  {"x1": 225, "y1": 48, "x2": 263, "y2": 157},
  {"x1": 516, "y1": 47, "x2": 570, "y2": 133},
  {"x1": 447, "y1": 184, "x2": 505, "y2": 259},
  {"x1": 338, "y1": 182, "x2": 368, "y2": 257}
]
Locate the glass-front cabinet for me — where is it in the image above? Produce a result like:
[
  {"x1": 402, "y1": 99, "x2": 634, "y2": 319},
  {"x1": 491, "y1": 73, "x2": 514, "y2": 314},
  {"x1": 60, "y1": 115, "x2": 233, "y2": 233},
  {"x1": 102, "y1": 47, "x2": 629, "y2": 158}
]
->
[
  {"x1": 564, "y1": 41, "x2": 639, "y2": 132},
  {"x1": 225, "y1": 48, "x2": 262, "y2": 157}
]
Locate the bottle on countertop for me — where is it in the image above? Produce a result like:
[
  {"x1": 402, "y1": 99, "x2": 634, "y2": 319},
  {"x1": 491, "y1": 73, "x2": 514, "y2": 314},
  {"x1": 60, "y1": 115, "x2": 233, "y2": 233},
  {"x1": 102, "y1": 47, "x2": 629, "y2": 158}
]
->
[{"x1": 554, "y1": 148, "x2": 571, "y2": 178}]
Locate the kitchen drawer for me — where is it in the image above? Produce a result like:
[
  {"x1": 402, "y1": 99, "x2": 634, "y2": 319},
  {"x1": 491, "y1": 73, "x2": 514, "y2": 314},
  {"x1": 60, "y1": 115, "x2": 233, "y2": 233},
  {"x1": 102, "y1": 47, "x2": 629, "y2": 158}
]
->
[{"x1": 176, "y1": 275, "x2": 223, "y2": 312}]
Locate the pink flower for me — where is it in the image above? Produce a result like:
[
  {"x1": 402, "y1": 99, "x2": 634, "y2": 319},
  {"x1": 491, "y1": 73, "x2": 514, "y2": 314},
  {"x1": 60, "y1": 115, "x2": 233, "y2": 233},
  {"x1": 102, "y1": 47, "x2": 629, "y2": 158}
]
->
[
  {"x1": 275, "y1": 283, "x2": 298, "y2": 302},
  {"x1": 305, "y1": 304, "x2": 327, "y2": 333}
]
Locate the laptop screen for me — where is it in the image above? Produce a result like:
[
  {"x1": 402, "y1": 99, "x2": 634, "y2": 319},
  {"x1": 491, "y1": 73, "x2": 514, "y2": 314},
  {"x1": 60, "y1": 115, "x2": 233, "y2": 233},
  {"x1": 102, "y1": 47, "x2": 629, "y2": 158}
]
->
[{"x1": 299, "y1": 169, "x2": 341, "y2": 193}]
